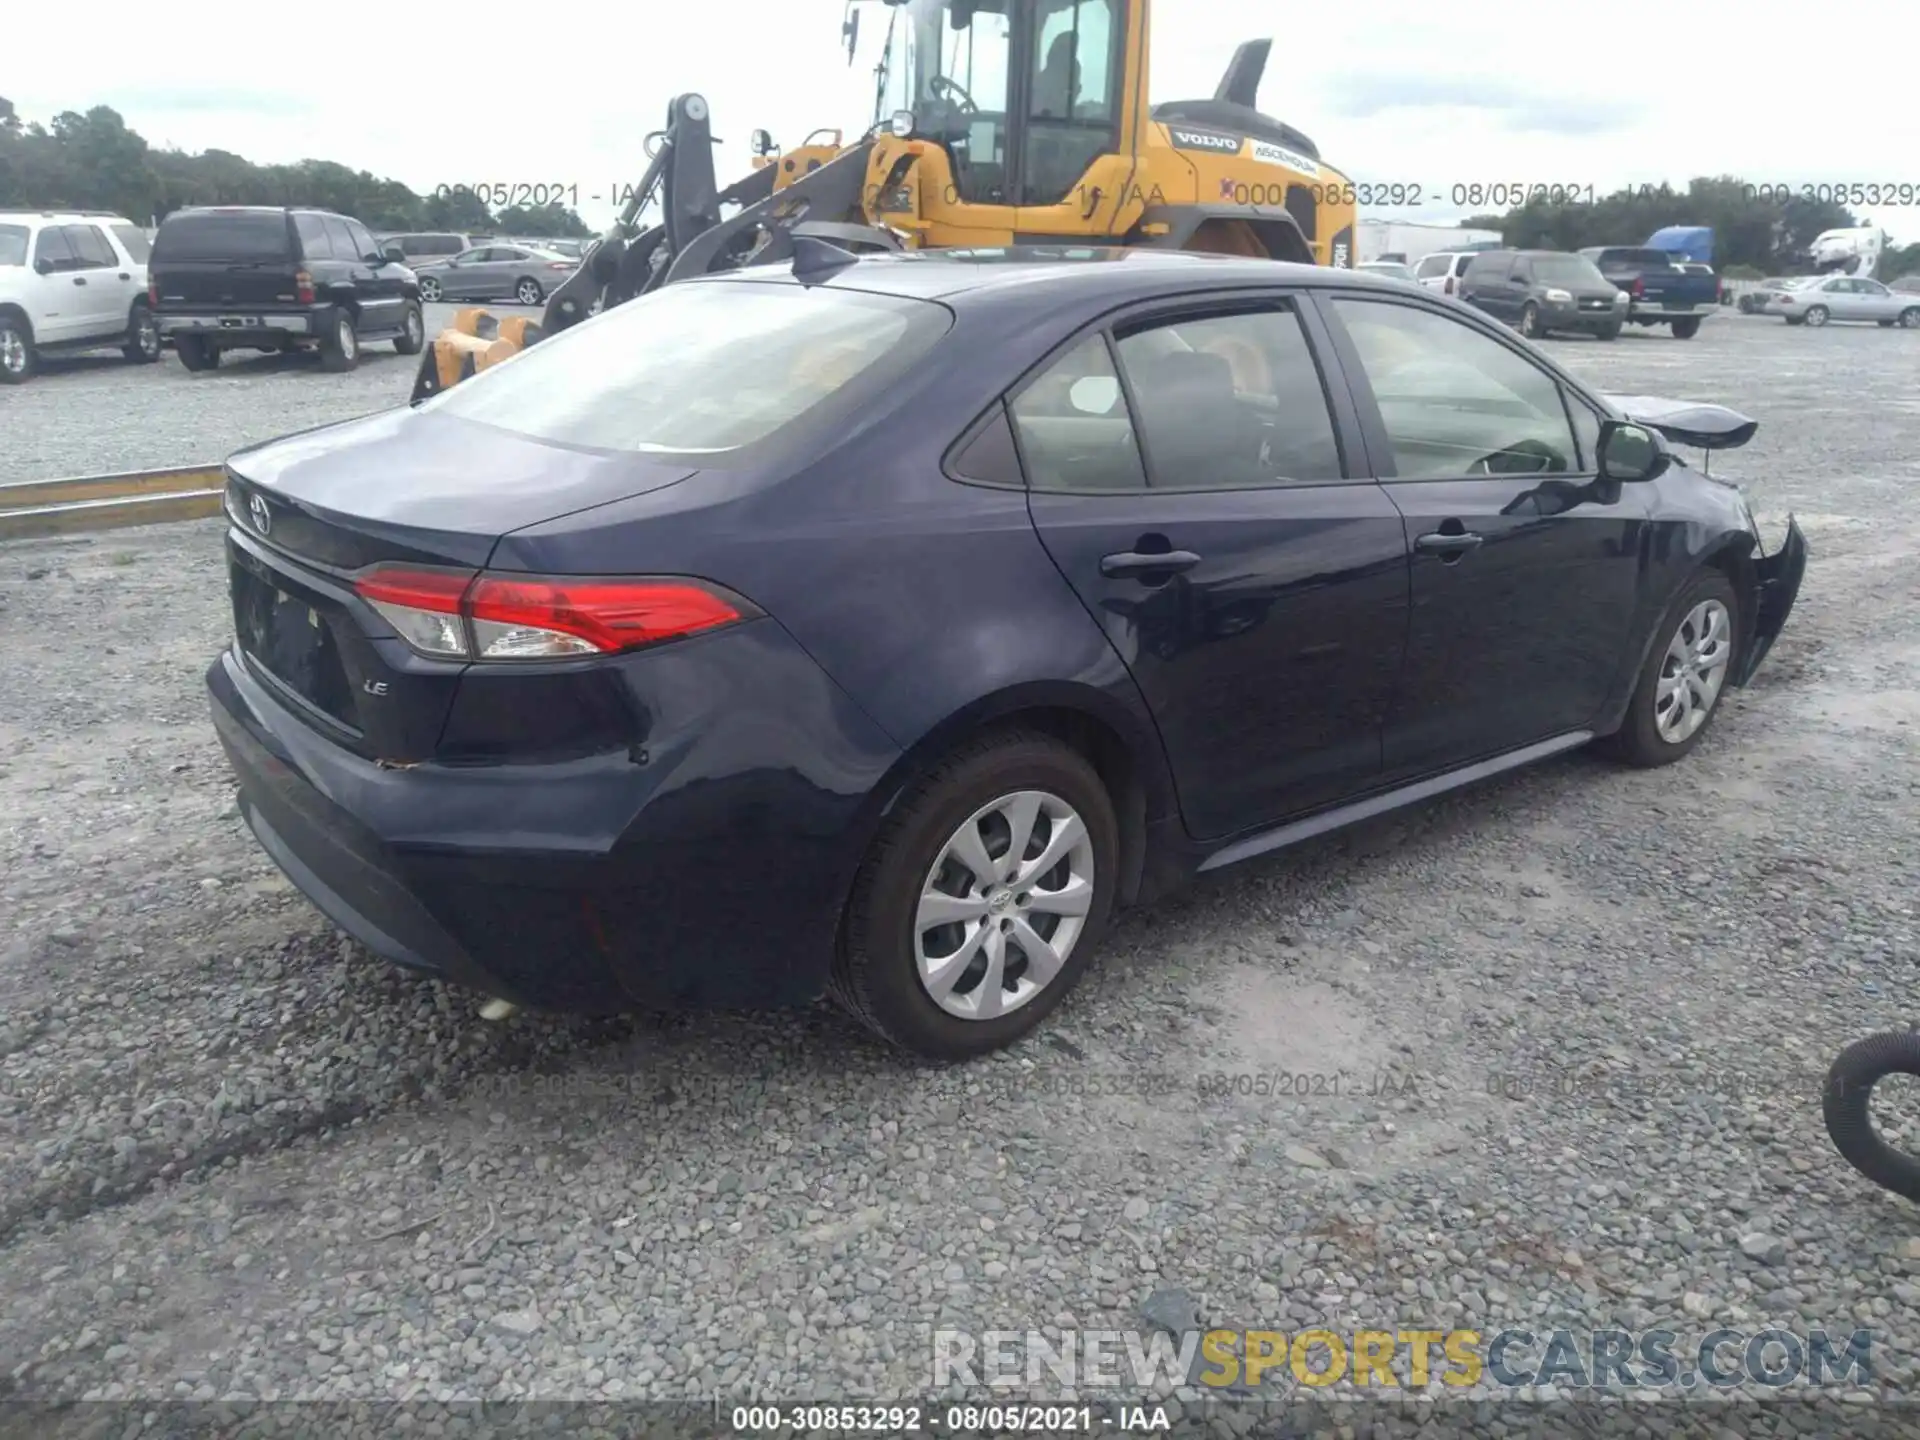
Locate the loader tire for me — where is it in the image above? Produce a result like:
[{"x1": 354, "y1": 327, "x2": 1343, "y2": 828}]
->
[{"x1": 320, "y1": 310, "x2": 360, "y2": 373}]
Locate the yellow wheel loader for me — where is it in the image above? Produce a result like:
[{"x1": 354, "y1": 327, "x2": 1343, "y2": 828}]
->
[{"x1": 411, "y1": 0, "x2": 1357, "y2": 401}]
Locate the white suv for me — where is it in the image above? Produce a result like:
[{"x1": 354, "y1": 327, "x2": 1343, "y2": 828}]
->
[
  {"x1": 0, "y1": 211, "x2": 162, "y2": 384},
  {"x1": 1413, "y1": 250, "x2": 1479, "y2": 298}
]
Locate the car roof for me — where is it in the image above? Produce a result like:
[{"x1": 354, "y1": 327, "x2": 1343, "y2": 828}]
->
[
  {"x1": 0, "y1": 210, "x2": 134, "y2": 224},
  {"x1": 695, "y1": 245, "x2": 1415, "y2": 305}
]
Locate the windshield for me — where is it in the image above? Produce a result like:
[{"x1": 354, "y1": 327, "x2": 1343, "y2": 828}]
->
[
  {"x1": 0, "y1": 225, "x2": 26, "y2": 267},
  {"x1": 1531, "y1": 256, "x2": 1607, "y2": 287},
  {"x1": 418, "y1": 280, "x2": 952, "y2": 456}
]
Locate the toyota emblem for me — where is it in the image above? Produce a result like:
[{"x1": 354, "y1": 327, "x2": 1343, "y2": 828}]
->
[{"x1": 248, "y1": 494, "x2": 272, "y2": 535}]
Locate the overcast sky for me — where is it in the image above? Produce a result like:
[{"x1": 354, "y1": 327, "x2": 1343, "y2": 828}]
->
[{"x1": 10, "y1": 0, "x2": 1914, "y2": 243}]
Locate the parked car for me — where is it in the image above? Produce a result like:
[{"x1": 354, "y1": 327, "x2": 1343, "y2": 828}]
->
[
  {"x1": 1412, "y1": 250, "x2": 1477, "y2": 297},
  {"x1": 1577, "y1": 246, "x2": 1719, "y2": 338},
  {"x1": 1737, "y1": 278, "x2": 1794, "y2": 315},
  {"x1": 1356, "y1": 260, "x2": 1415, "y2": 282},
  {"x1": 1765, "y1": 274, "x2": 1920, "y2": 328},
  {"x1": 0, "y1": 210, "x2": 161, "y2": 384},
  {"x1": 150, "y1": 206, "x2": 424, "y2": 373},
  {"x1": 411, "y1": 244, "x2": 579, "y2": 305},
  {"x1": 205, "y1": 245, "x2": 1807, "y2": 1059},
  {"x1": 1457, "y1": 249, "x2": 1628, "y2": 340},
  {"x1": 379, "y1": 231, "x2": 476, "y2": 263}
]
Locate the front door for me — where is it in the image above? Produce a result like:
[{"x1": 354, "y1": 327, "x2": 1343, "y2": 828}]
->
[
  {"x1": 1017, "y1": 295, "x2": 1411, "y2": 841},
  {"x1": 1316, "y1": 292, "x2": 1649, "y2": 779}
]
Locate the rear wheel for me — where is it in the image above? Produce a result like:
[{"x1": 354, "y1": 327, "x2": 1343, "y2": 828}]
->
[
  {"x1": 1803, "y1": 305, "x2": 1830, "y2": 328},
  {"x1": 514, "y1": 278, "x2": 544, "y2": 306},
  {"x1": 0, "y1": 315, "x2": 34, "y2": 383},
  {"x1": 123, "y1": 302, "x2": 161, "y2": 364},
  {"x1": 1900, "y1": 307, "x2": 1920, "y2": 329},
  {"x1": 174, "y1": 333, "x2": 220, "y2": 371},
  {"x1": 394, "y1": 300, "x2": 425, "y2": 355},
  {"x1": 418, "y1": 275, "x2": 443, "y2": 302},
  {"x1": 829, "y1": 730, "x2": 1118, "y2": 1059},
  {"x1": 1671, "y1": 317, "x2": 1701, "y2": 339},
  {"x1": 319, "y1": 310, "x2": 360, "y2": 372},
  {"x1": 1600, "y1": 570, "x2": 1740, "y2": 768}
]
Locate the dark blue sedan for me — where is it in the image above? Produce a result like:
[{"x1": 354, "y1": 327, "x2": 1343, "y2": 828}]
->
[{"x1": 205, "y1": 244, "x2": 1807, "y2": 1059}]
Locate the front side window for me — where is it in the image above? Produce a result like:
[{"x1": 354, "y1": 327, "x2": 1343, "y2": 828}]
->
[
  {"x1": 1329, "y1": 298, "x2": 1579, "y2": 478},
  {"x1": 62, "y1": 225, "x2": 116, "y2": 269},
  {"x1": 1113, "y1": 306, "x2": 1344, "y2": 488},
  {"x1": 890, "y1": 0, "x2": 1014, "y2": 205},
  {"x1": 1529, "y1": 254, "x2": 1608, "y2": 288},
  {"x1": 33, "y1": 226, "x2": 75, "y2": 271},
  {"x1": 421, "y1": 280, "x2": 950, "y2": 457},
  {"x1": 322, "y1": 218, "x2": 357, "y2": 262}
]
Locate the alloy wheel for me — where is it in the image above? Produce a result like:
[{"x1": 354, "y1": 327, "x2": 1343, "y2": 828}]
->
[
  {"x1": 420, "y1": 278, "x2": 441, "y2": 301},
  {"x1": 516, "y1": 280, "x2": 541, "y2": 305},
  {"x1": 135, "y1": 313, "x2": 159, "y2": 358},
  {"x1": 0, "y1": 327, "x2": 24, "y2": 375},
  {"x1": 338, "y1": 318, "x2": 358, "y2": 360},
  {"x1": 914, "y1": 789, "x2": 1095, "y2": 1022},
  {"x1": 1654, "y1": 599, "x2": 1732, "y2": 744}
]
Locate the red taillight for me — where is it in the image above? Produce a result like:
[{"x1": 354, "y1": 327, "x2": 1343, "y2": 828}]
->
[
  {"x1": 351, "y1": 566, "x2": 755, "y2": 662},
  {"x1": 1630, "y1": 277, "x2": 1644, "y2": 298},
  {"x1": 546, "y1": 262, "x2": 572, "y2": 271},
  {"x1": 147, "y1": 278, "x2": 159, "y2": 306},
  {"x1": 295, "y1": 269, "x2": 315, "y2": 303}
]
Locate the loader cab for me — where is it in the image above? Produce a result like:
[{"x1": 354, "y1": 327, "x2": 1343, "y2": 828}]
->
[{"x1": 874, "y1": 0, "x2": 1127, "y2": 208}]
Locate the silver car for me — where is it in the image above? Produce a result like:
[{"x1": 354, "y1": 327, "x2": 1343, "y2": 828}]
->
[
  {"x1": 1766, "y1": 274, "x2": 1920, "y2": 328},
  {"x1": 412, "y1": 244, "x2": 579, "y2": 306}
]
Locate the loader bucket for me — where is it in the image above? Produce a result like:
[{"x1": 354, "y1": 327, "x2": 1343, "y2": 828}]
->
[{"x1": 411, "y1": 307, "x2": 543, "y2": 402}]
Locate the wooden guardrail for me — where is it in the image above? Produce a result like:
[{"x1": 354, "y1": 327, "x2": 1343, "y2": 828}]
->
[{"x1": 0, "y1": 465, "x2": 226, "y2": 541}]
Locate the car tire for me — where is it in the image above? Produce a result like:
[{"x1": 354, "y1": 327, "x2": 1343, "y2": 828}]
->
[
  {"x1": 0, "y1": 314, "x2": 34, "y2": 384},
  {"x1": 1517, "y1": 302, "x2": 1539, "y2": 338},
  {"x1": 123, "y1": 302, "x2": 161, "y2": 364},
  {"x1": 418, "y1": 276, "x2": 442, "y2": 302},
  {"x1": 1803, "y1": 305, "x2": 1829, "y2": 328},
  {"x1": 319, "y1": 310, "x2": 360, "y2": 372},
  {"x1": 394, "y1": 300, "x2": 425, "y2": 355},
  {"x1": 1599, "y1": 570, "x2": 1741, "y2": 769},
  {"x1": 1900, "y1": 307, "x2": 1920, "y2": 329},
  {"x1": 1596, "y1": 323, "x2": 1621, "y2": 341},
  {"x1": 514, "y1": 278, "x2": 544, "y2": 306},
  {"x1": 174, "y1": 333, "x2": 220, "y2": 372},
  {"x1": 828, "y1": 728, "x2": 1119, "y2": 1060},
  {"x1": 1671, "y1": 317, "x2": 1701, "y2": 339}
]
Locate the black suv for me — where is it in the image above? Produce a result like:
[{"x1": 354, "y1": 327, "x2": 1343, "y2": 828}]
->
[
  {"x1": 149, "y1": 206, "x2": 423, "y2": 373},
  {"x1": 1456, "y1": 248, "x2": 1629, "y2": 341}
]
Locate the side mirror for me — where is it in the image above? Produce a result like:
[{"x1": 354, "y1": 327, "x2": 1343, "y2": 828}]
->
[
  {"x1": 1597, "y1": 420, "x2": 1669, "y2": 483},
  {"x1": 749, "y1": 129, "x2": 775, "y2": 157},
  {"x1": 33, "y1": 257, "x2": 54, "y2": 275},
  {"x1": 383, "y1": 245, "x2": 406, "y2": 264}
]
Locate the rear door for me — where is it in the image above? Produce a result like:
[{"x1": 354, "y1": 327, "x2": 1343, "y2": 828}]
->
[
  {"x1": 1316, "y1": 290, "x2": 1648, "y2": 779},
  {"x1": 1018, "y1": 292, "x2": 1411, "y2": 840},
  {"x1": 61, "y1": 223, "x2": 131, "y2": 339}
]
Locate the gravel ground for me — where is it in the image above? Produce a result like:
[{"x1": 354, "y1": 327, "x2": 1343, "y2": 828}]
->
[
  {"x1": 3, "y1": 314, "x2": 1920, "y2": 1436},
  {"x1": 0, "y1": 302, "x2": 509, "y2": 484}
]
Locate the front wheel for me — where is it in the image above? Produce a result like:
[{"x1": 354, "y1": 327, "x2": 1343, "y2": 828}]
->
[
  {"x1": 1599, "y1": 570, "x2": 1740, "y2": 767},
  {"x1": 1595, "y1": 323, "x2": 1621, "y2": 341},
  {"x1": 0, "y1": 315, "x2": 34, "y2": 383},
  {"x1": 1824, "y1": 1030, "x2": 1920, "y2": 1202},
  {"x1": 1803, "y1": 305, "x2": 1830, "y2": 327},
  {"x1": 1900, "y1": 307, "x2": 1920, "y2": 329},
  {"x1": 828, "y1": 730, "x2": 1119, "y2": 1059},
  {"x1": 514, "y1": 278, "x2": 544, "y2": 306},
  {"x1": 1517, "y1": 302, "x2": 1539, "y2": 338},
  {"x1": 418, "y1": 276, "x2": 442, "y2": 302},
  {"x1": 394, "y1": 300, "x2": 425, "y2": 355}
]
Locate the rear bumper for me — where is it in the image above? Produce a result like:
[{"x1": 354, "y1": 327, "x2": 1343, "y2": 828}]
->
[
  {"x1": 1731, "y1": 514, "x2": 1809, "y2": 687},
  {"x1": 1627, "y1": 301, "x2": 1713, "y2": 321},
  {"x1": 158, "y1": 312, "x2": 314, "y2": 342},
  {"x1": 205, "y1": 624, "x2": 901, "y2": 1014}
]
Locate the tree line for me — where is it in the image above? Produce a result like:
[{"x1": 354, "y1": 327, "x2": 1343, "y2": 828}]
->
[
  {"x1": 0, "y1": 98, "x2": 592, "y2": 238},
  {"x1": 1455, "y1": 176, "x2": 1919, "y2": 280}
]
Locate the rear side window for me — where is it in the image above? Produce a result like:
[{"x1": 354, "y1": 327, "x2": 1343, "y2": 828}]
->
[
  {"x1": 422, "y1": 280, "x2": 951, "y2": 457},
  {"x1": 345, "y1": 221, "x2": 378, "y2": 260},
  {"x1": 0, "y1": 225, "x2": 26, "y2": 267},
  {"x1": 294, "y1": 214, "x2": 333, "y2": 259},
  {"x1": 155, "y1": 212, "x2": 293, "y2": 262},
  {"x1": 322, "y1": 218, "x2": 356, "y2": 262},
  {"x1": 1009, "y1": 335, "x2": 1148, "y2": 492},
  {"x1": 1414, "y1": 254, "x2": 1450, "y2": 279},
  {"x1": 109, "y1": 223, "x2": 151, "y2": 263}
]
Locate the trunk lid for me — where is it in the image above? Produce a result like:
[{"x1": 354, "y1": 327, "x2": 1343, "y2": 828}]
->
[{"x1": 221, "y1": 407, "x2": 699, "y2": 762}]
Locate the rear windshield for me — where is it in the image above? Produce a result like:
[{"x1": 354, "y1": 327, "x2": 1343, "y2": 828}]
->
[
  {"x1": 154, "y1": 211, "x2": 293, "y2": 262},
  {"x1": 1595, "y1": 248, "x2": 1675, "y2": 270},
  {"x1": 421, "y1": 280, "x2": 952, "y2": 456},
  {"x1": 1530, "y1": 255, "x2": 1608, "y2": 286},
  {"x1": 0, "y1": 224, "x2": 26, "y2": 267}
]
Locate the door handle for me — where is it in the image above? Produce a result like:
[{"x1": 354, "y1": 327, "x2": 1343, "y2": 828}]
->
[
  {"x1": 72, "y1": 277, "x2": 88, "y2": 286},
  {"x1": 119, "y1": 272, "x2": 130, "y2": 280},
  {"x1": 1101, "y1": 549, "x2": 1202, "y2": 578},
  {"x1": 1415, "y1": 531, "x2": 1484, "y2": 555}
]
